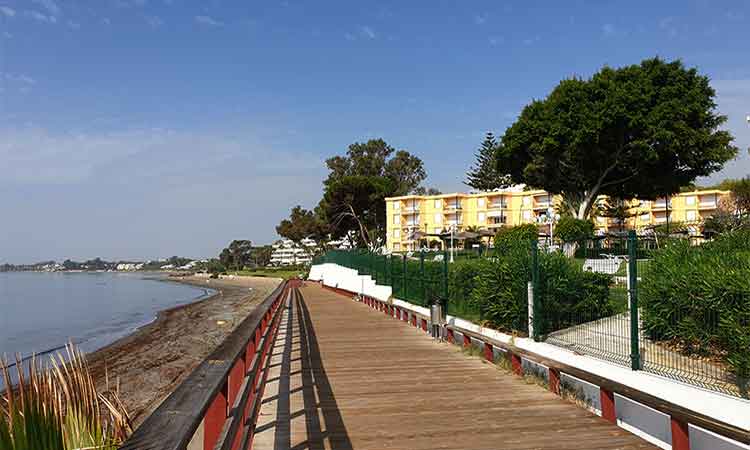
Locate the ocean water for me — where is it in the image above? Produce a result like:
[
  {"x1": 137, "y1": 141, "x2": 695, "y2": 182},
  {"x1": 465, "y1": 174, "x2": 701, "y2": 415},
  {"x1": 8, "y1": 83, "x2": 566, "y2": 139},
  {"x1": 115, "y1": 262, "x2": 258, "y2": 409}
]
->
[{"x1": 0, "y1": 272, "x2": 212, "y2": 363}]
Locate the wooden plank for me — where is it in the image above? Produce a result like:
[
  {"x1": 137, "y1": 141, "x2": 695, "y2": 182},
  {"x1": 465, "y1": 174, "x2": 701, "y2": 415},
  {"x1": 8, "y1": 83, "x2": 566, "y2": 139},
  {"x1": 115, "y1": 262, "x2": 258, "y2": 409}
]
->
[
  {"x1": 253, "y1": 284, "x2": 658, "y2": 450},
  {"x1": 448, "y1": 322, "x2": 750, "y2": 445}
]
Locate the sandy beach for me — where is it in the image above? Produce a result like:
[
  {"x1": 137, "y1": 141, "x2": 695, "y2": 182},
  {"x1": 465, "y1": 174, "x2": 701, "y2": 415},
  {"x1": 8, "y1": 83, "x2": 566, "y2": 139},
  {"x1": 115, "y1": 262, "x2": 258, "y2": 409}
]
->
[{"x1": 86, "y1": 275, "x2": 282, "y2": 426}]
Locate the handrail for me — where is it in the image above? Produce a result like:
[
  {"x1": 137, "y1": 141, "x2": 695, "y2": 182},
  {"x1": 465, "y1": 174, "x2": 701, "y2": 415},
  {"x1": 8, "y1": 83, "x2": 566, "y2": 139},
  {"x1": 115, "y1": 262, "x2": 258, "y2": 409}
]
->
[
  {"x1": 447, "y1": 318, "x2": 750, "y2": 445},
  {"x1": 119, "y1": 280, "x2": 292, "y2": 450}
]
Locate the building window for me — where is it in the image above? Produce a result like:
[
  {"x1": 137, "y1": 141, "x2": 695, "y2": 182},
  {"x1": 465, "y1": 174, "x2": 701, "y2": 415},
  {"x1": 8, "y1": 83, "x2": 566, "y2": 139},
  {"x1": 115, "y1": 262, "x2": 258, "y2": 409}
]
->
[
  {"x1": 686, "y1": 196, "x2": 696, "y2": 206},
  {"x1": 434, "y1": 227, "x2": 442, "y2": 234},
  {"x1": 393, "y1": 229, "x2": 400, "y2": 238},
  {"x1": 687, "y1": 210, "x2": 697, "y2": 222},
  {"x1": 393, "y1": 215, "x2": 400, "y2": 225},
  {"x1": 523, "y1": 196, "x2": 531, "y2": 206},
  {"x1": 597, "y1": 216, "x2": 606, "y2": 224},
  {"x1": 522, "y1": 210, "x2": 532, "y2": 221},
  {"x1": 478, "y1": 198, "x2": 486, "y2": 208},
  {"x1": 640, "y1": 213, "x2": 650, "y2": 221},
  {"x1": 478, "y1": 212, "x2": 486, "y2": 223},
  {"x1": 434, "y1": 213, "x2": 442, "y2": 224},
  {"x1": 434, "y1": 199, "x2": 442, "y2": 209},
  {"x1": 394, "y1": 243, "x2": 400, "y2": 251},
  {"x1": 393, "y1": 201, "x2": 400, "y2": 210}
]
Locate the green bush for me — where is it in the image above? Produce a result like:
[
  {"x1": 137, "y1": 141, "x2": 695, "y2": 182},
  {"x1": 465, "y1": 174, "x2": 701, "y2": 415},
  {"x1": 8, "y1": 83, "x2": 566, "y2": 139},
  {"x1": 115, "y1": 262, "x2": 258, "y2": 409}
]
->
[
  {"x1": 494, "y1": 224, "x2": 538, "y2": 253},
  {"x1": 555, "y1": 217, "x2": 595, "y2": 243},
  {"x1": 448, "y1": 259, "x2": 490, "y2": 321},
  {"x1": 469, "y1": 242, "x2": 611, "y2": 335},
  {"x1": 640, "y1": 230, "x2": 750, "y2": 380}
]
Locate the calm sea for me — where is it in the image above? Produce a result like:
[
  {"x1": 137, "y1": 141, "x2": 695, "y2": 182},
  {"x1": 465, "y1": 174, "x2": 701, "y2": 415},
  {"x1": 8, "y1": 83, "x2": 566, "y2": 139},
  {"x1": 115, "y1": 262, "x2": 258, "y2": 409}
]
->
[{"x1": 0, "y1": 272, "x2": 212, "y2": 363}]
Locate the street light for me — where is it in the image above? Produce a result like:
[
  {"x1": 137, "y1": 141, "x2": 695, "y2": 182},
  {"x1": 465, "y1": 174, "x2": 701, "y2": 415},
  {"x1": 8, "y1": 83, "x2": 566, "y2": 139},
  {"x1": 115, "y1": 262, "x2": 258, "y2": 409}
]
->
[{"x1": 539, "y1": 207, "x2": 560, "y2": 249}]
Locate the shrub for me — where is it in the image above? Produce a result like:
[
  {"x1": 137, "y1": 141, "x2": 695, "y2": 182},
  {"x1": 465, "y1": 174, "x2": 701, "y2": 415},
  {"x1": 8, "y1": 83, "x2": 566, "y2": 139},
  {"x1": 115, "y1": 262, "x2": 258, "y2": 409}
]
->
[
  {"x1": 448, "y1": 259, "x2": 490, "y2": 321},
  {"x1": 494, "y1": 224, "x2": 538, "y2": 253},
  {"x1": 0, "y1": 345, "x2": 132, "y2": 449},
  {"x1": 469, "y1": 242, "x2": 611, "y2": 335},
  {"x1": 554, "y1": 217, "x2": 594, "y2": 243},
  {"x1": 640, "y1": 230, "x2": 750, "y2": 381}
]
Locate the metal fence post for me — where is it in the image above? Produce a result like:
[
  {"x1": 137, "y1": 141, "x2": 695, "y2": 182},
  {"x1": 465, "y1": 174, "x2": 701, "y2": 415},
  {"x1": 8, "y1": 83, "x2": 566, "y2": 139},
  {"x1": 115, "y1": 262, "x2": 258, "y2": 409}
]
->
[
  {"x1": 442, "y1": 249, "x2": 448, "y2": 308},
  {"x1": 402, "y1": 254, "x2": 407, "y2": 300},
  {"x1": 390, "y1": 254, "x2": 395, "y2": 293},
  {"x1": 530, "y1": 239, "x2": 540, "y2": 341},
  {"x1": 628, "y1": 230, "x2": 641, "y2": 371},
  {"x1": 420, "y1": 251, "x2": 425, "y2": 304}
]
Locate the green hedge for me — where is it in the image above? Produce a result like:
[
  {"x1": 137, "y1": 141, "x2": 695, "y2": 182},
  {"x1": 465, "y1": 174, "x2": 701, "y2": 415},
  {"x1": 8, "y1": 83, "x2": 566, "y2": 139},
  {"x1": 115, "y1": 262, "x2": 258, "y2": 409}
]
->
[
  {"x1": 640, "y1": 230, "x2": 750, "y2": 380},
  {"x1": 460, "y1": 243, "x2": 612, "y2": 335},
  {"x1": 326, "y1": 246, "x2": 613, "y2": 336}
]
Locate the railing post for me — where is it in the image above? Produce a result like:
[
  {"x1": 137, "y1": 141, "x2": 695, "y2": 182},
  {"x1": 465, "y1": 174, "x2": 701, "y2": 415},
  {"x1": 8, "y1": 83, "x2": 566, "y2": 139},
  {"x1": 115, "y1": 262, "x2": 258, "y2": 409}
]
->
[
  {"x1": 628, "y1": 230, "x2": 641, "y2": 371},
  {"x1": 204, "y1": 383, "x2": 228, "y2": 450}
]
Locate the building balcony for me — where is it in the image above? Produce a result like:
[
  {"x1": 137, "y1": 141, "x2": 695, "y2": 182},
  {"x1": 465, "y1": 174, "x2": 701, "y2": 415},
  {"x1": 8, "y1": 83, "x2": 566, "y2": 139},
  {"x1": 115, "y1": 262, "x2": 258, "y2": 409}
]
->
[
  {"x1": 486, "y1": 222, "x2": 507, "y2": 229},
  {"x1": 653, "y1": 201, "x2": 672, "y2": 210},
  {"x1": 698, "y1": 202, "x2": 717, "y2": 210},
  {"x1": 488, "y1": 202, "x2": 507, "y2": 209},
  {"x1": 402, "y1": 205, "x2": 420, "y2": 213}
]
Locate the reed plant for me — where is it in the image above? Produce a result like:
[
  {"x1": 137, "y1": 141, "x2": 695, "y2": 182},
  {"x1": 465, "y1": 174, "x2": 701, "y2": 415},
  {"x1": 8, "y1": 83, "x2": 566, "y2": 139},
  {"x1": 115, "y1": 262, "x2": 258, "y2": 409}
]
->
[{"x1": 0, "y1": 345, "x2": 132, "y2": 450}]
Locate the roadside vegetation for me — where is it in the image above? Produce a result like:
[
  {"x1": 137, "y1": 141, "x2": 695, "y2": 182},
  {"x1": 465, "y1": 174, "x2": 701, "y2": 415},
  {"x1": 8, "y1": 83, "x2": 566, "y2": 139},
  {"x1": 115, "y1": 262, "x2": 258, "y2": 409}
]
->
[
  {"x1": 228, "y1": 266, "x2": 307, "y2": 280},
  {"x1": 640, "y1": 230, "x2": 750, "y2": 383},
  {"x1": 0, "y1": 346, "x2": 131, "y2": 450}
]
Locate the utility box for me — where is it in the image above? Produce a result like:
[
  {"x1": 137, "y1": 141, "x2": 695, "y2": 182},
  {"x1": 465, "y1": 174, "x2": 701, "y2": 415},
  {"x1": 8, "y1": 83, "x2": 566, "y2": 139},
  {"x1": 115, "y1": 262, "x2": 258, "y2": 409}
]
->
[{"x1": 430, "y1": 303, "x2": 445, "y2": 326}]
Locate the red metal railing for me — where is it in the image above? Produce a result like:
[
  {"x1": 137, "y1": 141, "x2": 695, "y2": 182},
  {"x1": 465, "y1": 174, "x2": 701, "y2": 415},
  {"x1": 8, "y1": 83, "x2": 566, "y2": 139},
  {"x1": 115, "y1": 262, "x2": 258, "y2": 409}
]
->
[{"x1": 120, "y1": 280, "x2": 296, "y2": 450}]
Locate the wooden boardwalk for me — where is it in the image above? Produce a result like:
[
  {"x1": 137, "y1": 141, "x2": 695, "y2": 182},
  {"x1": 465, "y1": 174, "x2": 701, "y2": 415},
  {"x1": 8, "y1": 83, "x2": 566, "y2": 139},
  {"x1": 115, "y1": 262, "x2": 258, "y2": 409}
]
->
[{"x1": 253, "y1": 284, "x2": 657, "y2": 450}]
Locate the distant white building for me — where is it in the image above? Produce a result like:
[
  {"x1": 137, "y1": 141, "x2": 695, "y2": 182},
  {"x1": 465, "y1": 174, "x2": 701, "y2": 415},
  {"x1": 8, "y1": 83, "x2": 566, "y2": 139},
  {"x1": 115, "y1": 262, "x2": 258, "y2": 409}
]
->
[
  {"x1": 41, "y1": 262, "x2": 64, "y2": 272},
  {"x1": 116, "y1": 263, "x2": 144, "y2": 271},
  {"x1": 269, "y1": 239, "x2": 317, "y2": 266},
  {"x1": 328, "y1": 234, "x2": 354, "y2": 250},
  {"x1": 177, "y1": 260, "x2": 204, "y2": 270}
]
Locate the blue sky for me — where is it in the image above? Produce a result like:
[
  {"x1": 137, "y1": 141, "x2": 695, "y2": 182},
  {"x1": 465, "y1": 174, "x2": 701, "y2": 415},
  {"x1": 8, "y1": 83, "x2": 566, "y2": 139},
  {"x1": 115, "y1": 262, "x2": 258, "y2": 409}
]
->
[{"x1": 1, "y1": 0, "x2": 749, "y2": 262}]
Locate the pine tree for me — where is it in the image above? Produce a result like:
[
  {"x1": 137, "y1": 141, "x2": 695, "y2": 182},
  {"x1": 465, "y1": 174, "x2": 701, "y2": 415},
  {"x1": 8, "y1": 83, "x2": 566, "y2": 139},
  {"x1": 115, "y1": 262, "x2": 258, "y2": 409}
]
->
[{"x1": 465, "y1": 132, "x2": 509, "y2": 190}]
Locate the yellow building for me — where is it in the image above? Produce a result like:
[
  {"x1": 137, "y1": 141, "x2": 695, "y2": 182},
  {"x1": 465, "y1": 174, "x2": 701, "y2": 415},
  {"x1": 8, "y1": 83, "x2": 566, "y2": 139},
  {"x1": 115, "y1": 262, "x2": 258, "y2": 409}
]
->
[{"x1": 385, "y1": 188, "x2": 730, "y2": 251}]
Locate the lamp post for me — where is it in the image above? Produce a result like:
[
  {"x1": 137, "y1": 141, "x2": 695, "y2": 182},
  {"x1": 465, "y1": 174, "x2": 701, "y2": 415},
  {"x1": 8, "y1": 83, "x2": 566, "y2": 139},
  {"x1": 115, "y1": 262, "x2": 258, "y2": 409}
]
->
[{"x1": 540, "y1": 207, "x2": 560, "y2": 249}]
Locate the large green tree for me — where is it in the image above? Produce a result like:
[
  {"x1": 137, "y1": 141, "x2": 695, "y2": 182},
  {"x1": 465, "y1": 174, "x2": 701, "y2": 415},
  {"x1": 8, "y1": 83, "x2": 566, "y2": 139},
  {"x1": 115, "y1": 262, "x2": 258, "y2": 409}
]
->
[
  {"x1": 218, "y1": 240, "x2": 253, "y2": 270},
  {"x1": 319, "y1": 139, "x2": 428, "y2": 248},
  {"x1": 465, "y1": 132, "x2": 509, "y2": 191},
  {"x1": 480, "y1": 58, "x2": 737, "y2": 219},
  {"x1": 324, "y1": 139, "x2": 426, "y2": 196},
  {"x1": 276, "y1": 206, "x2": 328, "y2": 244},
  {"x1": 728, "y1": 177, "x2": 750, "y2": 216},
  {"x1": 321, "y1": 175, "x2": 393, "y2": 248}
]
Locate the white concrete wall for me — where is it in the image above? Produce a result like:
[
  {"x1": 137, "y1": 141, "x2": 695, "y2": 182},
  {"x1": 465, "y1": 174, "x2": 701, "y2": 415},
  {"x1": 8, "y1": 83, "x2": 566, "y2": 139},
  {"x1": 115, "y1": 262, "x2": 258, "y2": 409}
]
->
[{"x1": 309, "y1": 263, "x2": 750, "y2": 450}]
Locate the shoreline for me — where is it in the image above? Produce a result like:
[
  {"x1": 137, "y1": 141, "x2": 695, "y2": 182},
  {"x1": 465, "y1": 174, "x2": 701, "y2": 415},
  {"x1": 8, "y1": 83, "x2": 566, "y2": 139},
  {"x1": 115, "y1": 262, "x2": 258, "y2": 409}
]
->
[
  {"x1": 1, "y1": 274, "x2": 215, "y2": 372},
  {"x1": 86, "y1": 275, "x2": 282, "y2": 426}
]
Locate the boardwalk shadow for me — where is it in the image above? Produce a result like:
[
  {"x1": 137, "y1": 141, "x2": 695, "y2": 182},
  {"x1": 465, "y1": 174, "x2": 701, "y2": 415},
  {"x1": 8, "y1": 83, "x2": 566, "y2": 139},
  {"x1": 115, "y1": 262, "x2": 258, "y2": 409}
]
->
[
  {"x1": 293, "y1": 291, "x2": 353, "y2": 450},
  {"x1": 259, "y1": 289, "x2": 353, "y2": 450}
]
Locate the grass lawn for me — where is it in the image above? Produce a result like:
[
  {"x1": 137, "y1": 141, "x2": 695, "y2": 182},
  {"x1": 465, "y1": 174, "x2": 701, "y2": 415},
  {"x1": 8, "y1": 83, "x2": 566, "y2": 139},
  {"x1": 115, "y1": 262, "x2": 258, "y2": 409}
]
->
[{"x1": 230, "y1": 268, "x2": 306, "y2": 280}]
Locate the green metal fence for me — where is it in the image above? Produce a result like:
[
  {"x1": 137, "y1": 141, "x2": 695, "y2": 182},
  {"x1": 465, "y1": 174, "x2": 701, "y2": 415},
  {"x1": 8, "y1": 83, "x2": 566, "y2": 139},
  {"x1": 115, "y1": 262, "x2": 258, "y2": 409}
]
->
[{"x1": 315, "y1": 233, "x2": 749, "y2": 399}]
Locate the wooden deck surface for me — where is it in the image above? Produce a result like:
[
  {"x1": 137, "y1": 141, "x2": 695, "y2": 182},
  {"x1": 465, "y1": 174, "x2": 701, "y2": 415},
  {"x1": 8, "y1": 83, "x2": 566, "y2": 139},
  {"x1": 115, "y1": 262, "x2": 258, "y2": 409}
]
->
[{"x1": 253, "y1": 284, "x2": 657, "y2": 450}]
